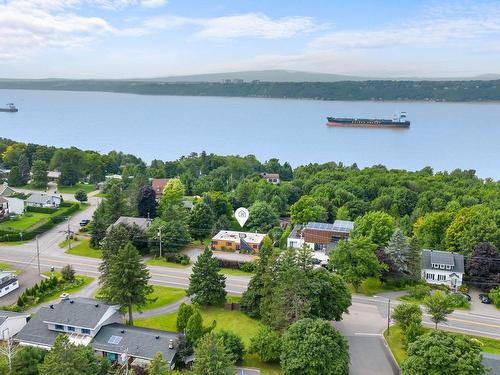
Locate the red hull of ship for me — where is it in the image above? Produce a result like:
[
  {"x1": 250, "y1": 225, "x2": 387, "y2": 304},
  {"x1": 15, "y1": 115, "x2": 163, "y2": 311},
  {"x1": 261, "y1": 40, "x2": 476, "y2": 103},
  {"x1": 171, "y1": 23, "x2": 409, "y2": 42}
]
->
[{"x1": 326, "y1": 121, "x2": 408, "y2": 129}]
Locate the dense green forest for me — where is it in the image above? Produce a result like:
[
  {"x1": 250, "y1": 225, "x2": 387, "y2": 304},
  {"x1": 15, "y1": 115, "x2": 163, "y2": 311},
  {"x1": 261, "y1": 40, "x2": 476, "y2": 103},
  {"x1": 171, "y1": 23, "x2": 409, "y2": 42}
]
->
[
  {"x1": 1, "y1": 79, "x2": 500, "y2": 101},
  {"x1": 1, "y1": 137, "x2": 499, "y2": 260}
]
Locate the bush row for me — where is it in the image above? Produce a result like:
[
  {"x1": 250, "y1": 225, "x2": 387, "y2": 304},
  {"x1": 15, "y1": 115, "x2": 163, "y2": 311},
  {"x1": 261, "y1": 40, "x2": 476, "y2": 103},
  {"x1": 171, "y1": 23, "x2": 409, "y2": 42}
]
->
[{"x1": 0, "y1": 202, "x2": 80, "y2": 241}]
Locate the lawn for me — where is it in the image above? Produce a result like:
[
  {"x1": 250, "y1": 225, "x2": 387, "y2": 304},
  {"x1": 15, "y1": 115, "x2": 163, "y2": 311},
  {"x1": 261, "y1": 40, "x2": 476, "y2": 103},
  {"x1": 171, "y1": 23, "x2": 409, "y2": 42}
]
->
[
  {"x1": 134, "y1": 285, "x2": 186, "y2": 312},
  {"x1": 57, "y1": 183, "x2": 96, "y2": 194},
  {"x1": 37, "y1": 272, "x2": 94, "y2": 304},
  {"x1": 351, "y1": 277, "x2": 407, "y2": 296},
  {"x1": 384, "y1": 324, "x2": 500, "y2": 367},
  {"x1": 220, "y1": 268, "x2": 254, "y2": 276},
  {"x1": 0, "y1": 262, "x2": 19, "y2": 275},
  {"x1": 136, "y1": 305, "x2": 281, "y2": 374},
  {"x1": 145, "y1": 257, "x2": 190, "y2": 269},
  {"x1": 0, "y1": 212, "x2": 50, "y2": 232},
  {"x1": 65, "y1": 238, "x2": 102, "y2": 259}
]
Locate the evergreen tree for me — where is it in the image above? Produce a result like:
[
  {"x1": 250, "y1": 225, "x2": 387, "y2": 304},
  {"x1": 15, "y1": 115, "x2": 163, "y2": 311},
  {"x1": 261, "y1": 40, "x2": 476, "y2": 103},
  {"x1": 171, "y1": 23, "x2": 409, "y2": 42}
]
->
[
  {"x1": 188, "y1": 202, "x2": 215, "y2": 242},
  {"x1": 104, "y1": 182, "x2": 126, "y2": 222},
  {"x1": 39, "y1": 335, "x2": 101, "y2": 375},
  {"x1": 90, "y1": 203, "x2": 109, "y2": 248},
  {"x1": 187, "y1": 247, "x2": 226, "y2": 306},
  {"x1": 147, "y1": 352, "x2": 171, "y2": 375},
  {"x1": 240, "y1": 237, "x2": 273, "y2": 318},
  {"x1": 186, "y1": 310, "x2": 204, "y2": 344},
  {"x1": 12, "y1": 346, "x2": 47, "y2": 375},
  {"x1": 216, "y1": 330, "x2": 245, "y2": 364},
  {"x1": 100, "y1": 242, "x2": 153, "y2": 325},
  {"x1": 8, "y1": 166, "x2": 24, "y2": 186},
  {"x1": 176, "y1": 303, "x2": 195, "y2": 332},
  {"x1": 191, "y1": 333, "x2": 235, "y2": 375},
  {"x1": 18, "y1": 153, "x2": 31, "y2": 184},
  {"x1": 31, "y1": 159, "x2": 48, "y2": 188},
  {"x1": 385, "y1": 229, "x2": 411, "y2": 273},
  {"x1": 99, "y1": 224, "x2": 131, "y2": 285},
  {"x1": 407, "y1": 237, "x2": 422, "y2": 280}
]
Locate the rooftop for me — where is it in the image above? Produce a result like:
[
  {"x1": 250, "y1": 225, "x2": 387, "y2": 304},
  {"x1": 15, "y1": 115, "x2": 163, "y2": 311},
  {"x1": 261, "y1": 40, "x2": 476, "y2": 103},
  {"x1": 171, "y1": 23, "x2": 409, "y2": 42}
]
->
[
  {"x1": 422, "y1": 250, "x2": 464, "y2": 273},
  {"x1": 110, "y1": 216, "x2": 151, "y2": 231},
  {"x1": 41, "y1": 298, "x2": 119, "y2": 329},
  {"x1": 91, "y1": 323, "x2": 178, "y2": 363},
  {"x1": 332, "y1": 220, "x2": 355, "y2": 233},
  {"x1": 212, "y1": 230, "x2": 266, "y2": 244},
  {"x1": 26, "y1": 193, "x2": 60, "y2": 204},
  {"x1": 151, "y1": 178, "x2": 170, "y2": 194},
  {"x1": 260, "y1": 173, "x2": 280, "y2": 179}
]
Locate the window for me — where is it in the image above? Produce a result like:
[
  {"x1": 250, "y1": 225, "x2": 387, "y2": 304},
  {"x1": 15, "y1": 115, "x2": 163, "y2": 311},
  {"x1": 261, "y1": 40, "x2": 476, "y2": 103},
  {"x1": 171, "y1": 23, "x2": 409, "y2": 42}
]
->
[
  {"x1": 81, "y1": 328, "x2": 91, "y2": 335},
  {"x1": 226, "y1": 241, "x2": 232, "y2": 246},
  {"x1": 55, "y1": 324, "x2": 64, "y2": 331},
  {"x1": 440, "y1": 264, "x2": 445, "y2": 269},
  {"x1": 426, "y1": 273, "x2": 435, "y2": 280},
  {"x1": 67, "y1": 326, "x2": 75, "y2": 332},
  {"x1": 438, "y1": 275, "x2": 446, "y2": 281}
]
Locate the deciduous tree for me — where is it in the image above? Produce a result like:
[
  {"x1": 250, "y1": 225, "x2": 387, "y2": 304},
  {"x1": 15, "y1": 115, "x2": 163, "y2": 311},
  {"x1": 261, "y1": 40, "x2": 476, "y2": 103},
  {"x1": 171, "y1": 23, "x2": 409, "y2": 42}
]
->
[
  {"x1": 249, "y1": 327, "x2": 282, "y2": 363},
  {"x1": 191, "y1": 333, "x2": 235, "y2": 375},
  {"x1": 402, "y1": 330, "x2": 487, "y2": 375},
  {"x1": 31, "y1": 160, "x2": 48, "y2": 189},
  {"x1": 281, "y1": 318, "x2": 349, "y2": 375},
  {"x1": 423, "y1": 291, "x2": 454, "y2": 329},
  {"x1": 290, "y1": 195, "x2": 327, "y2": 225},
  {"x1": 189, "y1": 202, "x2": 215, "y2": 242},
  {"x1": 246, "y1": 200, "x2": 279, "y2": 232},
  {"x1": 352, "y1": 211, "x2": 396, "y2": 247},
  {"x1": 137, "y1": 185, "x2": 157, "y2": 218}
]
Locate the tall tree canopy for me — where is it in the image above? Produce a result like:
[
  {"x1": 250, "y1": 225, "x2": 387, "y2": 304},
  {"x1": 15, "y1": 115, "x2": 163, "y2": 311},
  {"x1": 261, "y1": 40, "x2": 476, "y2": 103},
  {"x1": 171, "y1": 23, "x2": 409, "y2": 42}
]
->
[{"x1": 187, "y1": 247, "x2": 226, "y2": 306}]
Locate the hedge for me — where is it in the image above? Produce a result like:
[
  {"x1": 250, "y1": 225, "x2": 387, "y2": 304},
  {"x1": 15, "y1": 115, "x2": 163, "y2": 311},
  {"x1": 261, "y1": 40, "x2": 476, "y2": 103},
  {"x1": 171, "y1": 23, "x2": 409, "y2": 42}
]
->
[
  {"x1": 0, "y1": 202, "x2": 80, "y2": 242},
  {"x1": 26, "y1": 206, "x2": 57, "y2": 214}
]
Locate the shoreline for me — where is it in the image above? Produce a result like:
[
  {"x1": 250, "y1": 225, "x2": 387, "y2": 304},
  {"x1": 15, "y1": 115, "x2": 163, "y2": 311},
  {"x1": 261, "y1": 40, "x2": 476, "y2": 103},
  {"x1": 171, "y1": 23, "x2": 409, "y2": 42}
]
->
[{"x1": 2, "y1": 87, "x2": 500, "y2": 104}]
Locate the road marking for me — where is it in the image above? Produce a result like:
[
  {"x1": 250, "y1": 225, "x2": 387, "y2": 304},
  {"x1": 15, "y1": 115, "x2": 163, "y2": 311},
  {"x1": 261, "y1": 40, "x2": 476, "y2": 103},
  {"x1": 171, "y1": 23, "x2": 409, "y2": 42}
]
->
[
  {"x1": 354, "y1": 333, "x2": 382, "y2": 336},
  {"x1": 446, "y1": 316, "x2": 500, "y2": 329}
]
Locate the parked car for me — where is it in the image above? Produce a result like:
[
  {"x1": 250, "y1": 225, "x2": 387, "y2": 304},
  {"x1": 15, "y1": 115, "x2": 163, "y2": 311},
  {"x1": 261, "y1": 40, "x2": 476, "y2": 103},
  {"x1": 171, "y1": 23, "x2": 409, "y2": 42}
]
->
[
  {"x1": 79, "y1": 219, "x2": 90, "y2": 226},
  {"x1": 479, "y1": 294, "x2": 491, "y2": 304}
]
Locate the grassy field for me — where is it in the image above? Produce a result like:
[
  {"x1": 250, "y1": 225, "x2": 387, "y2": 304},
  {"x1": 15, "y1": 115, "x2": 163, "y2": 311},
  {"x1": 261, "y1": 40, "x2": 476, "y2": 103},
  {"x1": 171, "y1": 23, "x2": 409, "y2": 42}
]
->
[
  {"x1": 0, "y1": 212, "x2": 51, "y2": 232},
  {"x1": 134, "y1": 285, "x2": 186, "y2": 312},
  {"x1": 351, "y1": 277, "x2": 407, "y2": 296},
  {"x1": 39, "y1": 272, "x2": 94, "y2": 303},
  {"x1": 135, "y1": 305, "x2": 281, "y2": 374},
  {"x1": 145, "y1": 257, "x2": 190, "y2": 269},
  {"x1": 94, "y1": 192, "x2": 107, "y2": 198},
  {"x1": 65, "y1": 238, "x2": 102, "y2": 258},
  {"x1": 57, "y1": 183, "x2": 96, "y2": 194},
  {"x1": 220, "y1": 268, "x2": 254, "y2": 276},
  {"x1": 384, "y1": 325, "x2": 500, "y2": 367}
]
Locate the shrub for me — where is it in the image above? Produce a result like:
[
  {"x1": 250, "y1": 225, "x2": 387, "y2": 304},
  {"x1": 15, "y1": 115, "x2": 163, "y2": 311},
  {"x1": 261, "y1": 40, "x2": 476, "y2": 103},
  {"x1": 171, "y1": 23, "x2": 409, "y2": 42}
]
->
[
  {"x1": 240, "y1": 260, "x2": 258, "y2": 273},
  {"x1": 61, "y1": 264, "x2": 76, "y2": 283},
  {"x1": 490, "y1": 286, "x2": 500, "y2": 307},
  {"x1": 408, "y1": 284, "x2": 431, "y2": 300},
  {"x1": 250, "y1": 327, "x2": 282, "y2": 363},
  {"x1": 448, "y1": 293, "x2": 470, "y2": 309},
  {"x1": 216, "y1": 330, "x2": 245, "y2": 364},
  {"x1": 74, "y1": 190, "x2": 88, "y2": 202}
]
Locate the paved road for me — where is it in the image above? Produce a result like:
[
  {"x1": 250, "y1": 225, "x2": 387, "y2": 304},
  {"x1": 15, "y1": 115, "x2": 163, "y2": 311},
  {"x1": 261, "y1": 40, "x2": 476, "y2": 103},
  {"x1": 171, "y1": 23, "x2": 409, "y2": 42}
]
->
[{"x1": 334, "y1": 301, "x2": 399, "y2": 375}]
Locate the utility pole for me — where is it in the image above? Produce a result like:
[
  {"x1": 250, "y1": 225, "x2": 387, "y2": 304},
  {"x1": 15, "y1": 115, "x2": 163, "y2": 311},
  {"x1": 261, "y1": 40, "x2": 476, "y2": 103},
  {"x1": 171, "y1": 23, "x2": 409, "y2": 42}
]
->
[
  {"x1": 36, "y1": 235, "x2": 41, "y2": 276},
  {"x1": 387, "y1": 298, "x2": 391, "y2": 335},
  {"x1": 158, "y1": 226, "x2": 163, "y2": 258},
  {"x1": 67, "y1": 217, "x2": 72, "y2": 250}
]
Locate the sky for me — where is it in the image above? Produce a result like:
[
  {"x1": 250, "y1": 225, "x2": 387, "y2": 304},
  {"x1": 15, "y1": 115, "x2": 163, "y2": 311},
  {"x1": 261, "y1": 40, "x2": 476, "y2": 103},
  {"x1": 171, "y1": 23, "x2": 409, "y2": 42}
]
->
[{"x1": 1, "y1": 0, "x2": 500, "y2": 78}]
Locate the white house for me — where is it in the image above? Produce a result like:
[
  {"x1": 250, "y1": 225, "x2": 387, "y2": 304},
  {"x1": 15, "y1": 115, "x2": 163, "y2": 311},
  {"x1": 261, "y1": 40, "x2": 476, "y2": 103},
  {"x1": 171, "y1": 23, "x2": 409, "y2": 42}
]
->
[
  {"x1": 25, "y1": 193, "x2": 62, "y2": 208},
  {"x1": 0, "y1": 311, "x2": 30, "y2": 339},
  {"x1": 4, "y1": 197, "x2": 24, "y2": 215},
  {"x1": 0, "y1": 271, "x2": 19, "y2": 298},
  {"x1": 421, "y1": 249, "x2": 464, "y2": 289},
  {"x1": 260, "y1": 173, "x2": 280, "y2": 185}
]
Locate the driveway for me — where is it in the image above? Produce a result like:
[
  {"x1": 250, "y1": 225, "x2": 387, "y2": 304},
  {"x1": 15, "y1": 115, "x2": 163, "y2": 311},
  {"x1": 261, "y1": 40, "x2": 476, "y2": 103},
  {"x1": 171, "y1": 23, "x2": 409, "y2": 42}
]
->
[
  {"x1": 333, "y1": 300, "x2": 399, "y2": 375},
  {"x1": 184, "y1": 247, "x2": 257, "y2": 262},
  {"x1": 235, "y1": 368, "x2": 260, "y2": 375},
  {"x1": 0, "y1": 268, "x2": 43, "y2": 306},
  {"x1": 469, "y1": 288, "x2": 499, "y2": 317}
]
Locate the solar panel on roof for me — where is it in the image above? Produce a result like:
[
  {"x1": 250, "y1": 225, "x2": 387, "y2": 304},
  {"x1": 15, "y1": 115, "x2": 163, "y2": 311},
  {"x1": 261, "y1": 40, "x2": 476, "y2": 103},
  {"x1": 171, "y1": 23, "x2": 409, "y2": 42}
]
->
[{"x1": 108, "y1": 335, "x2": 123, "y2": 345}]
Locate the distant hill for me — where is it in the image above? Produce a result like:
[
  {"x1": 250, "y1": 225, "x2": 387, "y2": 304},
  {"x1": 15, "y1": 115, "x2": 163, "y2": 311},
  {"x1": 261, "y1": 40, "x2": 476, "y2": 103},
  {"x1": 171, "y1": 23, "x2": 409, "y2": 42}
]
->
[
  {"x1": 140, "y1": 69, "x2": 500, "y2": 83},
  {"x1": 142, "y1": 70, "x2": 367, "y2": 83}
]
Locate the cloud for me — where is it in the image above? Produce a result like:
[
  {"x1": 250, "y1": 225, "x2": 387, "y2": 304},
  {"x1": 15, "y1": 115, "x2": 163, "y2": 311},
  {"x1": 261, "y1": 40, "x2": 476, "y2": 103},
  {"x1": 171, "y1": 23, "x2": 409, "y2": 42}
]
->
[
  {"x1": 135, "y1": 13, "x2": 316, "y2": 40},
  {"x1": 312, "y1": 3, "x2": 500, "y2": 50}
]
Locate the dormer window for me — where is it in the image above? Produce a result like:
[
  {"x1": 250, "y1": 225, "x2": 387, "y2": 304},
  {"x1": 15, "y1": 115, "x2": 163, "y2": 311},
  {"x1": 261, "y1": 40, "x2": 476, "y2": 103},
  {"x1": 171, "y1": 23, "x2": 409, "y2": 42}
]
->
[{"x1": 440, "y1": 264, "x2": 444, "y2": 269}]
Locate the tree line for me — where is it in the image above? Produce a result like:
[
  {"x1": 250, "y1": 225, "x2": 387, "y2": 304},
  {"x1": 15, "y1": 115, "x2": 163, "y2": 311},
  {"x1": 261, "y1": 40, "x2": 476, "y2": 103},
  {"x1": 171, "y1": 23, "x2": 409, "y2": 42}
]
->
[{"x1": 1, "y1": 79, "x2": 500, "y2": 101}]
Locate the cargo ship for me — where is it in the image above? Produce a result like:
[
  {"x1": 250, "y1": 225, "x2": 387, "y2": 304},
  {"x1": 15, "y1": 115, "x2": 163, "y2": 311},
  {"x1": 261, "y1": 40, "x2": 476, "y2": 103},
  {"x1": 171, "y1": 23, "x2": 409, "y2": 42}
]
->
[
  {"x1": 327, "y1": 112, "x2": 410, "y2": 128},
  {"x1": 0, "y1": 103, "x2": 18, "y2": 113}
]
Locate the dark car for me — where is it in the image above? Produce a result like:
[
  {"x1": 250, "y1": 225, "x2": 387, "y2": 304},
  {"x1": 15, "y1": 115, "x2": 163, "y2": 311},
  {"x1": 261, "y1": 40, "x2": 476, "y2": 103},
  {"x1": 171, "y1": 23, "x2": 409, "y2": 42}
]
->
[
  {"x1": 479, "y1": 294, "x2": 491, "y2": 304},
  {"x1": 79, "y1": 219, "x2": 90, "y2": 226}
]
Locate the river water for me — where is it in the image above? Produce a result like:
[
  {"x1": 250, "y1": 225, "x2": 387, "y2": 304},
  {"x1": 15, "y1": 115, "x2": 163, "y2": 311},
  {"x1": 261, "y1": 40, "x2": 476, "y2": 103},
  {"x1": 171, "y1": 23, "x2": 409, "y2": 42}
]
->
[{"x1": 0, "y1": 89, "x2": 499, "y2": 179}]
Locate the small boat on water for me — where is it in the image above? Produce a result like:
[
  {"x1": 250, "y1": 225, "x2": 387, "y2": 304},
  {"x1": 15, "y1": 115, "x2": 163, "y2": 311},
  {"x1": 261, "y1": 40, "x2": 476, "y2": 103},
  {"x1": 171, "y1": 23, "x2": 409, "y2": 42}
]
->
[
  {"x1": 0, "y1": 103, "x2": 18, "y2": 113},
  {"x1": 327, "y1": 112, "x2": 410, "y2": 128}
]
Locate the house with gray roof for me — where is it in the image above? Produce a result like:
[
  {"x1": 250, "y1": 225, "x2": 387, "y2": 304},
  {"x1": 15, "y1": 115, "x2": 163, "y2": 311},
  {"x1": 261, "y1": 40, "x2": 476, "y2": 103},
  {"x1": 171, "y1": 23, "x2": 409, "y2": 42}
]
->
[
  {"x1": 25, "y1": 193, "x2": 62, "y2": 208},
  {"x1": 108, "y1": 216, "x2": 151, "y2": 232},
  {"x1": 0, "y1": 182, "x2": 16, "y2": 197},
  {"x1": 15, "y1": 297, "x2": 180, "y2": 368},
  {"x1": 421, "y1": 249, "x2": 464, "y2": 289}
]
